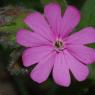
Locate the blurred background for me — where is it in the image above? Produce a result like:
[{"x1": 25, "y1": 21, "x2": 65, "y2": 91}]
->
[{"x1": 0, "y1": 0, "x2": 95, "y2": 95}]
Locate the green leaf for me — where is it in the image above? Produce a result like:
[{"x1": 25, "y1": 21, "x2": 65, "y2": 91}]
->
[
  {"x1": 41, "y1": 0, "x2": 67, "y2": 6},
  {"x1": 0, "y1": 12, "x2": 27, "y2": 32},
  {"x1": 89, "y1": 64, "x2": 95, "y2": 81},
  {"x1": 0, "y1": 12, "x2": 28, "y2": 47},
  {"x1": 40, "y1": 0, "x2": 51, "y2": 5},
  {"x1": 78, "y1": 0, "x2": 95, "y2": 29}
]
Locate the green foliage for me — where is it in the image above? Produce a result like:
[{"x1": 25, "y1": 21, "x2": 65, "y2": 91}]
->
[
  {"x1": 78, "y1": 0, "x2": 95, "y2": 29},
  {"x1": 0, "y1": 11, "x2": 28, "y2": 47}
]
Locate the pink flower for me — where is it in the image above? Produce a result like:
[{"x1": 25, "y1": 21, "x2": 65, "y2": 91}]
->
[{"x1": 16, "y1": 3, "x2": 95, "y2": 87}]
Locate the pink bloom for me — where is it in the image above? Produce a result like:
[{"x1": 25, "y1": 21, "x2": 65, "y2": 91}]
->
[{"x1": 16, "y1": 3, "x2": 95, "y2": 87}]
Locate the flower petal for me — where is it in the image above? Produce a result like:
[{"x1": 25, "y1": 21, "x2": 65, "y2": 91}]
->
[
  {"x1": 22, "y1": 46, "x2": 54, "y2": 67},
  {"x1": 53, "y1": 53, "x2": 71, "y2": 87},
  {"x1": 66, "y1": 27, "x2": 95, "y2": 44},
  {"x1": 61, "y1": 6, "x2": 80, "y2": 38},
  {"x1": 24, "y1": 12, "x2": 53, "y2": 41},
  {"x1": 16, "y1": 29, "x2": 51, "y2": 47},
  {"x1": 44, "y1": 3, "x2": 62, "y2": 36},
  {"x1": 64, "y1": 50, "x2": 89, "y2": 81},
  {"x1": 66, "y1": 45, "x2": 95, "y2": 64},
  {"x1": 30, "y1": 52, "x2": 55, "y2": 83}
]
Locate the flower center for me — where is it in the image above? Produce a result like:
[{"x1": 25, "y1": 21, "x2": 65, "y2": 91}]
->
[{"x1": 54, "y1": 40, "x2": 64, "y2": 51}]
